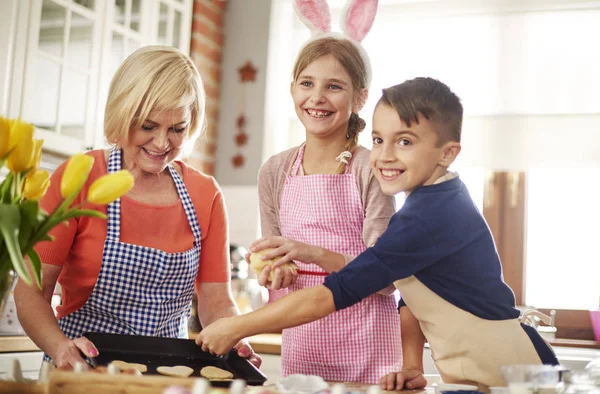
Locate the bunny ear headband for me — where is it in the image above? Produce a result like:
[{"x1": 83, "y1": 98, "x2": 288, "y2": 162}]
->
[{"x1": 292, "y1": 0, "x2": 378, "y2": 86}]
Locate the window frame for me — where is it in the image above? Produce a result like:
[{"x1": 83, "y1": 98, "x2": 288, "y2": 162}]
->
[{"x1": 483, "y1": 171, "x2": 596, "y2": 340}]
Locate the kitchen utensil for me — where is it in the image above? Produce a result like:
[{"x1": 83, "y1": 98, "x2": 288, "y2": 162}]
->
[
  {"x1": 82, "y1": 332, "x2": 267, "y2": 386},
  {"x1": 501, "y1": 364, "x2": 565, "y2": 393}
]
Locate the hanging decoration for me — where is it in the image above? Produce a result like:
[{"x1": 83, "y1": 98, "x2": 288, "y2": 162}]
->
[{"x1": 232, "y1": 60, "x2": 258, "y2": 169}]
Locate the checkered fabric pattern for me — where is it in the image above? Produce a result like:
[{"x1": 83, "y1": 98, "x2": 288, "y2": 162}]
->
[
  {"x1": 279, "y1": 144, "x2": 402, "y2": 384},
  {"x1": 44, "y1": 148, "x2": 201, "y2": 363}
]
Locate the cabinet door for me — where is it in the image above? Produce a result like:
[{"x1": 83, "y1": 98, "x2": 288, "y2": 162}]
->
[
  {"x1": 9, "y1": 0, "x2": 193, "y2": 155},
  {"x1": 20, "y1": 0, "x2": 105, "y2": 155},
  {"x1": 154, "y1": 0, "x2": 192, "y2": 54},
  {"x1": 92, "y1": 0, "x2": 193, "y2": 150}
]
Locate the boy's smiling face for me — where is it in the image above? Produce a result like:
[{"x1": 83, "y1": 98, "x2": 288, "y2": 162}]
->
[{"x1": 370, "y1": 103, "x2": 460, "y2": 196}]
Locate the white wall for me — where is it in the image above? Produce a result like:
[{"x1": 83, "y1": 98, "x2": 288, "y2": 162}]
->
[
  {"x1": 215, "y1": 0, "x2": 272, "y2": 186},
  {"x1": 215, "y1": 0, "x2": 276, "y2": 246}
]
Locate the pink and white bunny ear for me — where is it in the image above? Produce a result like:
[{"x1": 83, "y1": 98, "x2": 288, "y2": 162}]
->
[
  {"x1": 340, "y1": 0, "x2": 379, "y2": 42},
  {"x1": 293, "y1": 0, "x2": 331, "y2": 36}
]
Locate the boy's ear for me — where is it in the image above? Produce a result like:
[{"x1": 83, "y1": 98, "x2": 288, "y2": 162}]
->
[
  {"x1": 353, "y1": 88, "x2": 368, "y2": 113},
  {"x1": 438, "y1": 141, "x2": 461, "y2": 167},
  {"x1": 290, "y1": 81, "x2": 294, "y2": 96}
]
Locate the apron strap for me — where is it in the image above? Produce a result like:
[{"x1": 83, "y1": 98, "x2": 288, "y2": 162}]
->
[
  {"x1": 167, "y1": 165, "x2": 202, "y2": 246},
  {"x1": 290, "y1": 144, "x2": 305, "y2": 176},
  {"x1": 106, "y1": 148, "x2": 123, "y2": 240}
]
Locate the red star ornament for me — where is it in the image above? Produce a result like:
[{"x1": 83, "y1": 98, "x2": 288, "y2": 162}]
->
[
  {"x1": 235, "y1": 132, "x2": 248, "y2": 146},
  {"x1": 236, "y1": 114, "x2": 246, "y2": 128},
  {"x1": 238, "y1": 61, "x2": 257, "y2": 83},
  {"x1": 232, "y1": 154, "x2": 245, "y2": 168}
]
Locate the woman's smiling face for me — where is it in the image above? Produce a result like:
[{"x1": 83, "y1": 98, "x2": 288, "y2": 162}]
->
[{"x1": 121, "y1": 107, "x2": 190, "y2": 174}]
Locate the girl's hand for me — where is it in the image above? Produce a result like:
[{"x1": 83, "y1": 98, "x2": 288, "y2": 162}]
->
[
  {"x1": 378, "y1": 369, "x2": 427, "y2": 391},
  {"x1": 196, "y1": 317, "x2": 243, "y2": 356},
  {"x1": 51, "y1": 337, "x2": 98, "y2": 369},
  {"x1": 246, "y1": 251, "x2": 298, "y2": 289},
  {"x1": 250, "y1": 236, "x2": 319, "y2": 268},
  {"x1": 257, "y1": 264, "x2": 297, "y2": 289}
]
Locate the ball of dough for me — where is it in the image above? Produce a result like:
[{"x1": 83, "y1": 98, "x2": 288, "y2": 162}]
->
[{"x1": 249, "y1": 248, "x2": 298, "y2": 281}]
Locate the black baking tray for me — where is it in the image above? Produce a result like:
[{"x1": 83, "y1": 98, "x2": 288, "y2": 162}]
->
[{"x1": 83, "y1": 332, "x2": 267, "y2": 386}]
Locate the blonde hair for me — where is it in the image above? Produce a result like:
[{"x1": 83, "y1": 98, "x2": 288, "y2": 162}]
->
[
  {"x1": 104, "y1": 45, "x2": 206, "y2": 148},
  {"x1": 292, "y1": 37, "x2": 368, "y2": 174}
]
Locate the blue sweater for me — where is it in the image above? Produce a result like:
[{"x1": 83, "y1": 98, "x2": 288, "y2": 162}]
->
[{"x1": 323, "y1": 177, "x2": 520, "y2": 321}]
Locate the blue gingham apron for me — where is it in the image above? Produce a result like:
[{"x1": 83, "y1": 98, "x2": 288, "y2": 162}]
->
[{"x1": 44, "y1": 148, "x2": 201, "y2": 363}]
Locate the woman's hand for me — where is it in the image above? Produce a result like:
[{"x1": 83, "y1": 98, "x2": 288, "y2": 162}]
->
[
  {"x1": 250, "y1": 236, "x2": 320, "y2": 268},
  {"x1": 234, "y1": 339, "x2": 262, "y2": 368},
  {"x1": 51, "y1": 337, "x2": 99, "y2": 369},
  {"x1": 378, "y1": 369, "x2": 427, "y2": 391},
  {"x1": 195, "y1": 317, "x2": 243, "y2": 356}
]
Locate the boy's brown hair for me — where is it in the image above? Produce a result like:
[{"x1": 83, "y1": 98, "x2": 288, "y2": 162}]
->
[{"x1": 377, "y1": 77, "x2": 463, "y2": 145}]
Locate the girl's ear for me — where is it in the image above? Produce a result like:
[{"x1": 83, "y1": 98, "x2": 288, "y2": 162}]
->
[
  {"x1": 340, "y1": 0, "x2": 379, "y2": 42},
  {"x1": 293, "y1": 0, "x2": 332, "y2": 36},
  {"x1": 353, "y1": 88, "x2": 369, "y2": 113}
]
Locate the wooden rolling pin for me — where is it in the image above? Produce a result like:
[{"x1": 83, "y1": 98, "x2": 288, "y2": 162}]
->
[
  {"x1": 0, "y1": 381, "x2": 46, "y2": 394},
  {"x1": 47, "y1": 370, "x2": 225, "y2": 394}
]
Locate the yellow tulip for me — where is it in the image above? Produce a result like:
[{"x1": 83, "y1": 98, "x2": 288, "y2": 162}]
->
[
  {"x1": 23, "y1": 170, "x2": 50, "y2": 200},
  {"x1": 87, "y1": 170, "x2": 134, "y2": 205},
  {"x1": 0, "y1": 116, "x2": 11, "y2": 158},
  {"x1": 60, "y1": 153, "x2": 94, "y2": 199},
  {"x1": 6, "y1": 120, "x2": 34, "y2": 173},
  {"x1": 28, "y1": 139, "x2": 44, "y2": 172}
]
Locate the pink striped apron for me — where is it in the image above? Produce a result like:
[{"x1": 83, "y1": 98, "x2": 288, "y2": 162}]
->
[{"x1": 278, "y1": 144, "x2": 402, "y2": 384}]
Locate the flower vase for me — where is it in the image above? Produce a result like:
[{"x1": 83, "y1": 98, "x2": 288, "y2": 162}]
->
[{"x1": 0, "y1": 267, "x2": 17, "y2": 318}]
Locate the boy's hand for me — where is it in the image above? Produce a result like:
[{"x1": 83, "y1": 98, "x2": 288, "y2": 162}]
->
[
  {"x1": 196, "y1": 317, "x2": 242, "y2": 356},
  {"x1": 378, "y1": 369, "x2": 427, "y2": 391}
]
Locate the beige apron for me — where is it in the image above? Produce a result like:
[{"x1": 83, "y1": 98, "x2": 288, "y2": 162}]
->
[{"x1": 394, "y1": 276, "x2": 545, "y2": 390}]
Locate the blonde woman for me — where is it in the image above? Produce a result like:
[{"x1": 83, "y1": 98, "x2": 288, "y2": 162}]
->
[{"x1": 14, "y1": 46, "x2": 260, "y2": 369}]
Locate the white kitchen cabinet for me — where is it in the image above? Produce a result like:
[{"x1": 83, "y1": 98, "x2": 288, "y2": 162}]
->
[
  {"x1": 0, "y1": 0, "x2": 193, "y2": 156},
  {"x1": 0, "y1": 351, "x2": 44, "y2": 380},
  {"x1": 258, "y1": 353, "x2": 281, "y2": 385}
]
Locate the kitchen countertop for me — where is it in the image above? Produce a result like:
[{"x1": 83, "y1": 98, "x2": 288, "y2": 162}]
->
[
  {"x1": 0, "y1": 333, "x2": 284, "y2": 354},
  {"x1": 1, "y1": 333, "x2": 598, "y2": 355}
]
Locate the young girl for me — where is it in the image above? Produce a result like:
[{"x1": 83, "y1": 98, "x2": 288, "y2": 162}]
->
[{"x1": 248, "y1": 0, "x2": 401, "y2": 384}]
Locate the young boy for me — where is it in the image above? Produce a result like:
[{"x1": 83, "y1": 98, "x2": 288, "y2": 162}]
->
[{"x1": 196, "y1": 77, "x2": 558, "y2": 390}]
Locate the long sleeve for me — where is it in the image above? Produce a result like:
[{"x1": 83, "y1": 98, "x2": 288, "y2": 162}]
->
[
  {"x1": 324, "y1": 213, "x2": 436, "y2": 310},
  {"x1": 362, "y1": 169, "x2": 395, "y2": 247},
  {"x1": 196, "y1": 185, "x2": 230, "y2": 284},
  {"x1": 257, "y1": 157, "x2": 283, "y2": 237}
]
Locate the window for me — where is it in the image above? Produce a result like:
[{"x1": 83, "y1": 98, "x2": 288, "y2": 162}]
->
[{"x1": 265, "y1": 0, "x2": 600, "y2": 338}]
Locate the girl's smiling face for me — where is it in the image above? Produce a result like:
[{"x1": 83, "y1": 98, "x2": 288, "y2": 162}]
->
[{"x1": 291, "y1": 54, "x2": 359, "y2": 140}]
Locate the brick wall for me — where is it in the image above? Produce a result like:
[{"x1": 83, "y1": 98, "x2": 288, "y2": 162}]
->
[{"x1": 188, "y1": 0, "x2": 226, "y2": 175}]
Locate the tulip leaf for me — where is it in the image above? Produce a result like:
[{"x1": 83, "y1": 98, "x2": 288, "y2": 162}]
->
[
  {"x1": 60, "y1": 209, "x2": 107, "y2": 221},
  {"x1": 25, "y1": 249, "x2": 42, "y2": 289},
  {"x1": 0, "y1": 173, "x2": 13, "y2": 203},
  {"x1": 0, "y1": 204, "x2": 31, "y2": 285},
  {"x1": 18, "y1": 200, "x2": 40, "y2": 250},
  {"x1": 39, "y1": 234, "x2": 54, "y2": 242}
]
